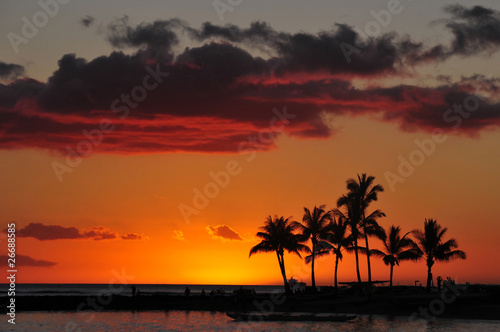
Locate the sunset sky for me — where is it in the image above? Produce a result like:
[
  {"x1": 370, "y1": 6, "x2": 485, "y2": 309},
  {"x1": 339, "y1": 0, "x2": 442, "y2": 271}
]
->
[{"x1": 1, "y1": 0, "x2": 499, "y2": 286}]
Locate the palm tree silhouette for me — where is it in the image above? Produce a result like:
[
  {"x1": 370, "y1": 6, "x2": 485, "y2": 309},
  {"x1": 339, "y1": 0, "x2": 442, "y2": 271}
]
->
[
  {"x1": 292, "y1": 205, "x2": 331, "y2": 290},
  {"x1": 370, "y1": 225, "x2": 421, "y2": 290},
  {"x1": 249, "y1": 215, "x2": 308, "y2": 294},
  {"x1": 313, "y1": 215, "x2": 353, "y2": 292},
  {"x1": 412, "y1": 219, "x2": 466, "y2": 293},
  {"x1": 359, "y1": 208, "x2": 386, "y2": 274},
  {"x1": 334, "y1": 196, "x2": 362, "y2": 283},
  {"x1": 337, "y1": 173, "x2": 384, "y2": 284}
]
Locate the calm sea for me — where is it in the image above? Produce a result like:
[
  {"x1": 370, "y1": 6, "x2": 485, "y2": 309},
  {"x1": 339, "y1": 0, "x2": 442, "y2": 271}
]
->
[
  {"x1": 1, "y1": 311, "x2": 499, "y2": 332},
  {"x1": 0, "y1": 283, "x2": 283, "y2": 296}
]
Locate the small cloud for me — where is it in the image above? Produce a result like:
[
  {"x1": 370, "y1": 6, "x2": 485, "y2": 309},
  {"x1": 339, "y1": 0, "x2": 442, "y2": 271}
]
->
[
  {"x1": 0, "y1": 62, "x2": 24, "y2": 81},
  {"x1": 173, "y1": 230, "x2": 185, "y2": 241},
  {"x1": 154, "y1": 194, "x2": 168, "y2": 200},
  {"x1": 15, "y1": 223, "x2": 81, "y2": 240},
  {"x1": 206, "y1": 225, "x2": 242, "y2": 241},
  {"x1": 82, "y1": 226, "x2": 118, "y2": 240},
  {"x1": 11, "y1": 223, "x2": 148, "y2": 241},
  {"x1": 80, "y1": 15, "x2": 95, "y2": 28},
  {"x1": 121, "y1": 233, "x2": 148, "y2": 240},
  {"x1": 0, "y1": 254, "x2": 56, "y2": 268}
]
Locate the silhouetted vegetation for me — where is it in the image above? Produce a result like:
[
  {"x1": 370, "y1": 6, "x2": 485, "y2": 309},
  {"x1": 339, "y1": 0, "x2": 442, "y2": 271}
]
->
[
  {"x1": 249, "y1": 173, "x2": 467, "y2": 291},
  {"x1": 370, "y1": 225, "x2": 421, "y2": 290},
  {"x1": 249, "y1": 216, "x2": 308, "y2": 293},
  {"x1": 321, "y1": 215, "x2": 353, "y2": 292},
  {"x1": 292, "y1": 205, "x2": 331, "y2": 290},
  {"x1": 412, "y1": 218, "x2": 467, "y2": 293}
]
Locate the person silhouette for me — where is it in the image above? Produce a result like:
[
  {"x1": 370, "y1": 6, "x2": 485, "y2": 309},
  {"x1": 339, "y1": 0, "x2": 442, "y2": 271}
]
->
[
  {"x1": 184, "y1": 286, "x2": 191, "y2": 296},
  {"x1": 131, "y1": 285, "x2": 136, "y2": 297},
  {"x1": 437, "y1": 276, "x2": 442, "y2": 290},
  {"x1": 201, "y1": 289, "x2": 205, "y2": 297}
]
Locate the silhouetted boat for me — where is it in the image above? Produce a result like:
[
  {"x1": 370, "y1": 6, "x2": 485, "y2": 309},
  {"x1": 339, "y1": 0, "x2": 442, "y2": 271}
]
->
[
  {"x1": 226, "y1": 311, "x2": 357, "y2": 322},
  {"x1": 288, "y1": 277, "x2": 306, "y2": 292}
]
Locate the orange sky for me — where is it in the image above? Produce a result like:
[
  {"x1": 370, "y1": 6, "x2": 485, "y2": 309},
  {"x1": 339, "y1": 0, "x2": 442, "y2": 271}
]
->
[
  {"x1": 1, "y1": 115, "x2": 499, "y2": 285},
  {"x1": 1, "y1": 1, "x2": 500, "y2": 286}
]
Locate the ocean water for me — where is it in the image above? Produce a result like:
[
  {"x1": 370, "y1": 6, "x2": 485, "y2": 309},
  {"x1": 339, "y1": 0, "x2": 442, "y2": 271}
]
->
[
  {"x1": 0, "y1": 284, "x2": 283, "y2": 296},
  {"x1": 2, "y1": 311, "x2": 500, "y2": 332}
]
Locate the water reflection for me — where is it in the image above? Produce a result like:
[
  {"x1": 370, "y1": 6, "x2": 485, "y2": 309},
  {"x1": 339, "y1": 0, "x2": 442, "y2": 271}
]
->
[{"x1": 3, "y1": 311, "x2": 500, "y2": 332}]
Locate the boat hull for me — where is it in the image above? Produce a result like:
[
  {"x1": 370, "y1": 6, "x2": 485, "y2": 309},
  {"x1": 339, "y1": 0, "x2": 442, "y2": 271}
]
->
[{"x1": 226, "y1": 312, "x2": 357, "y2": 322}]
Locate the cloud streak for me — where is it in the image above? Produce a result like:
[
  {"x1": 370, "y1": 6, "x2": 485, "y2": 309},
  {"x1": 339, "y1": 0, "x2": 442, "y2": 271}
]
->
[
  {"x1": 11, "y1": 222, "x2": 147, "y2": 241},
  {"x1": 121, "y1": 233, "x2": 149, "y2": 240},
  {"x1": 0, "y1": 254, "x2": 56, "y2": 267},
  {"x1": 17, "y1": 222, "x2": 81, "y2": 240}
]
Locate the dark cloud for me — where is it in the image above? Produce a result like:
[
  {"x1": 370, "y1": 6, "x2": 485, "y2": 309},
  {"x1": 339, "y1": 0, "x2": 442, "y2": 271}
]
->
[
  {"x1": 188, "y1": 21, "x2": 401, "y2": 76},
  {"x1": 82, "y1": 226, "x2": 118, "y2": 240},
  {"x1": 80, "y1": 15, "x2": 95, "y2": 28},
  {"x1": 17, "y1": 222, "x2": 81, "y2": 240},
  {"x1": 11, "y1": 223, "x2": 146, "y2": 241},
  {"x1": 0, "y1": 62, "x2": 24, "y2": 81},
  {"x1": 444, "y1": 5, "x2": 500, "y2": 56},
  {"x1": 121, "y1": 233, "x2": 148, "y2": 240},
  {"x1": 0, "y1": 78, "x2": 44, "y2": 108},
  {"x1": 410, "y1": 5, "x2": 500, "y2": 62},
  {"x1": 0, "y1": 7, "x2": 499, "y2": 156},
  {"x1": 206, "y1": 225, "x2": 242, "y2": 241},
  {"x1": 0, "y1": 254, "x2": 56, "y2": 267},
  {"x1": 107, "y1": 17, "x2": 184, "y2": 62}
]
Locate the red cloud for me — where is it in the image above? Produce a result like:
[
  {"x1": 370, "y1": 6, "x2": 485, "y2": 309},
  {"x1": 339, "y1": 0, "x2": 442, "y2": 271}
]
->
[{"x1": 1, "y1": 12, "x2": 500, "y2": 157}]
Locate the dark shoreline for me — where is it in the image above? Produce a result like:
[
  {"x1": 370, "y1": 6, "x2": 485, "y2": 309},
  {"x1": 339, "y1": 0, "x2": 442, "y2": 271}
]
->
[{"x1": 3, "y1": 285, "x2": 500, "y2": 321}]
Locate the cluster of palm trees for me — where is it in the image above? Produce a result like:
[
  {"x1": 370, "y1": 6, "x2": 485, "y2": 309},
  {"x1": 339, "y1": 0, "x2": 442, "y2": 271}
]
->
[{"x1": 249, "y1": 173, "x2": 466, "y2": 294}]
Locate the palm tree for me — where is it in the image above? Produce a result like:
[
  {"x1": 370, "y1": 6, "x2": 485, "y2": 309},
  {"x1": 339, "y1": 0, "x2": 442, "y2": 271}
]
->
[
  {"x1": 249, "y1": 216, "x2": 308, "y2": 294},
  {"x1": 333, "y1": 196, "x2": 362, "y2": 283},
  {"x1": 324, "y1": 215, "x2": 353, "y2": 292},
  {"x1": 359, "y1": 208, "x2": 386, "y2": 279},
  {"x1": 412, "y1": 219, "x2": 466, "y2": 293},
  {"x1": 338, "y1": 173, "x2": 384, "y2": 284},
  {"x1": 370, "y1": 225, "x2": 421, "y2": 290},
  {"x1": 303, "y1": 215, "x2": 352, "y2": 293},
  {"x1": 292, "y1": 205, "x2": 331, "y2": 290}
]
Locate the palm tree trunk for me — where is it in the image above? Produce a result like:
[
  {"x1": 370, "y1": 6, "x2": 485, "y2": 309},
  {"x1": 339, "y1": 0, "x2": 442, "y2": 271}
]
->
[
  {"x1": 426, "y1": 264, "x2": 433, "y2": 294},
  {"x1": 334, "y1": 254, "x2": 339, "y2": 293},
  {"x1": 311, "y1": 251, "x2": 316, "y2": 290},
  {"x1": 364, "y1": 232, "x2": 372, "y2": 284},
  {"x1": 390, "y1": 263, "x2": 394, "y2": 290},
  {"x1": 277, "y1": 251, "x2": 290, "y2": 293},
  {"x1": 354, "y1": 238, "x2": 362, "y2": 283}
]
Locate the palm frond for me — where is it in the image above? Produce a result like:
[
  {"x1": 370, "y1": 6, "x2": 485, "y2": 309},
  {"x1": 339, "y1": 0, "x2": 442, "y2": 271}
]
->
[
  {"x1": 249, "y1": 242, "x2": 274, "y2": 257},
  {"x1": 439, "y1": 250, "x2": 466, "y2": 262},
  {"x1": 369, "y1": 248, "x2": 387, "y2": 259},
  {"x1": 398, "y1": 248, "x2": 422, "y2": 261}
]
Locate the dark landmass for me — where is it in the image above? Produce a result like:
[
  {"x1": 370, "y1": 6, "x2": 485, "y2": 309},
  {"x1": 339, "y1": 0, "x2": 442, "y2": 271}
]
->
[{"x1": 3, "y1": 285, "x2": 500, "y2": 321}]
